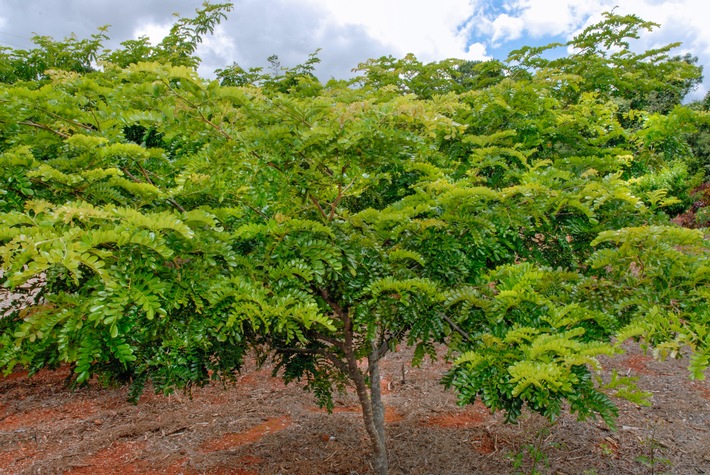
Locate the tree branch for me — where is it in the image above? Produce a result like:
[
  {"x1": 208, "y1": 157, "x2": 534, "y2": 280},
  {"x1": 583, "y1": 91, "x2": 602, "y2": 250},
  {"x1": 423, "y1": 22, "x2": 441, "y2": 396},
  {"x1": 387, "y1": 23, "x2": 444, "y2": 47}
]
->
[
  {"x1": 439, "y1": 312, "x2": 472, "y2": 342},
  {"x1": 17, "y1": 121, "x2": 70, "y2": 138},
  {"x1": 323, "y1": 351, "x2": 350, "y2": 375},
  {"x1": 88, "y1": 108, "x2": 102, "y2": 132},
  {"x1": 275, "y1": 347, "x2": 324, "y2": 355},
  {"x1": 239, "y1": 199, "x2": 269, "y2": 219},
  {"x1": 163, "y1": 79, "x2": 235, "y2": 141},
  {"x1": 166, "y1": 198, "x2": 187, "y2": 213},
  {"x1": 120, "y1": 167, "x2": 186, "y2": 213},
  {"x1": 120, "y1": 167, "x2": 141, "y2": 182},
  {"x1": 373, "y1": 324, "x2": 411, "y2": 362},
  {"x1": 313, "y1": 286, "x2": 347, "y2": 321},
  {"x1": 328, "y1": 184, "x2": 342, "y2": 221},
  {"x1": 311, "y1": 330, "x2": 346, "y2": 351},
  {"x1": 309, "y1": 194, "x2": 329, "y2": 221},
  {"x1": 275, "y1": 346, "x2": 349, "y2": 375},
  {"x1": 30, "y1": 104, "x2": 95, "y2": 132},
  {"x1": 136, "y1": 163, "x2": 155, "y2": 185}
]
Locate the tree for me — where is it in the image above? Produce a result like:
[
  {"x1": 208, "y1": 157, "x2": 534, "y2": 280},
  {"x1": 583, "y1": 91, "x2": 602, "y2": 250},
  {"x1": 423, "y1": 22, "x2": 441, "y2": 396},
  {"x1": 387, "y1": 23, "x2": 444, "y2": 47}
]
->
[
  {"x1": 0, "y1": 6, "x2": 708, "y2": 474},
  {"x1": 507, "y1": 12, "x2": 703, "y2": 110},
  {"x1": 216, "y1": 49, "x2": 322, "y2": 94},
  {"x1": 0, "y1": 29, "x2": 108, "y2": 84},
  {"x1": 352, "y1": 54, "x2": 508, "y2": 98}
]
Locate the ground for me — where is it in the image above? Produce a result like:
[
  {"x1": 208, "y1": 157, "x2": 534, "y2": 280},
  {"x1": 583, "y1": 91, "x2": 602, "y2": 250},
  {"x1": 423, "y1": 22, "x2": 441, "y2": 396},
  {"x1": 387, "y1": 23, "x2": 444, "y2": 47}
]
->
[{"x1": 1, "y1": 343, "x2": 709, "y2": 475}]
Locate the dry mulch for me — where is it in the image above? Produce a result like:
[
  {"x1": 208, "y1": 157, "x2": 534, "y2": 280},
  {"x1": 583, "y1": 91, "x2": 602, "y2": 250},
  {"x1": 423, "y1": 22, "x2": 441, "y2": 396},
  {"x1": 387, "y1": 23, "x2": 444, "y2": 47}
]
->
[{"x1": 1, "y1": 343, "x2": 709, "y2": 475}]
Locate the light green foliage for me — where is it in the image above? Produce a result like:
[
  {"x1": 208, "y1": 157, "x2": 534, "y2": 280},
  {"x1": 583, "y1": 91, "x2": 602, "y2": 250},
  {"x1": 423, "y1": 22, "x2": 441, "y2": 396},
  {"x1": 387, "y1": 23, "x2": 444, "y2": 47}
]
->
[
  {"x1": 590, "y1": 226, "x2": 710, "y2": 379},
  {"x1": 0, "y1": 5, "x2": 707, "y2": 467},
  {"x1": 444, "y1": 265, "x2": 622, "y2": 426}
]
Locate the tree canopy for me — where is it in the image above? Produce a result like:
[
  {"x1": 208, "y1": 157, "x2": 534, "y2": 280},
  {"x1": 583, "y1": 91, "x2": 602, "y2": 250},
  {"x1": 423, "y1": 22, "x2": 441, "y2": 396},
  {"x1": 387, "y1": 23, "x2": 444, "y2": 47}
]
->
[{"x1": 0, "y1": 3, "x2": 708, "y2": 473}]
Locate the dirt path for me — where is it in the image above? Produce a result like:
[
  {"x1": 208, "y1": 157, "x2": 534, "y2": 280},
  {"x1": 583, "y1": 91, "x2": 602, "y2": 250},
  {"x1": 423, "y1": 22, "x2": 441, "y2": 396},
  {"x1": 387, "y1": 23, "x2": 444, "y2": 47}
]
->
[{"x1": 1, "y1": 344, "x2": 709, "y2": 474}]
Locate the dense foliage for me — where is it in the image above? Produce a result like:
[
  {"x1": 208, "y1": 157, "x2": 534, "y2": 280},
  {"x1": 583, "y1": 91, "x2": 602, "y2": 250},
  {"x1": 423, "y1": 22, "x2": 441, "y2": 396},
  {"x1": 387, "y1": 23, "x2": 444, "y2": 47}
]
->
[{"x1": 0, "y1": 4, "x2": 708, "y2": 473}]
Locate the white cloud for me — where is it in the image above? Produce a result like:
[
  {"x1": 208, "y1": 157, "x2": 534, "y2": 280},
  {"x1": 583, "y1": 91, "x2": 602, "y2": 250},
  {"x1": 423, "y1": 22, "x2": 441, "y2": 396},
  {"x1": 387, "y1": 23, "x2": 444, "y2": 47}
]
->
[
  {"x1": 132, "y1": 21, "x2": 171, "y2": 45},
  {"x1": 307, "y1": 0, "x2": 487, "y2": 61},
  {"x1": 512, "y1": 0, "x2": 606, "y2": 37},
  {"x1": 193, "y1": 25, "x2": 237, "y2": 78},
  {"x1": 474, "y1": 0, "x2": 608, "y2": 43},
  {"x1": 214, "y1": 0, "x2": 387, "y2": 80},
  {"x1": 489, "y1": 14, "x2": 525, "y2": 44}
]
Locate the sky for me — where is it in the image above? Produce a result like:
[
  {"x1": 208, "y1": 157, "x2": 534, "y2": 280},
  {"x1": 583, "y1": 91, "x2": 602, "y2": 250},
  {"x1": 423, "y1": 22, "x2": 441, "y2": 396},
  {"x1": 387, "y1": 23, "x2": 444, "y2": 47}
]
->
[{"x1": 0, "y1": 0, "x2": 709, "y2": 99}]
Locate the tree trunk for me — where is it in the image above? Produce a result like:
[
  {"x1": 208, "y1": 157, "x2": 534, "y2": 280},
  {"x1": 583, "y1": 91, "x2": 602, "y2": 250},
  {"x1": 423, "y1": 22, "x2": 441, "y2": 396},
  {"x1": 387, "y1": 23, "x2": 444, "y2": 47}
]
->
[
  {"x1": 368, "y1": 345, "x2": 388, "y2": 475},
  {"x1": 346, "y1": 346, "x2": 389, "y2": 475},
  {"x1": 334, "y1": 301, "x2": 389, "y2": 474}
]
